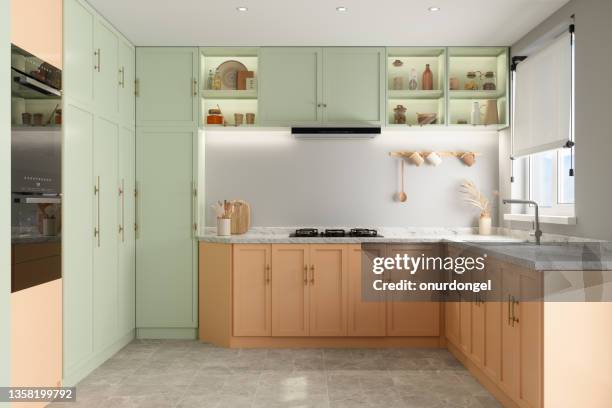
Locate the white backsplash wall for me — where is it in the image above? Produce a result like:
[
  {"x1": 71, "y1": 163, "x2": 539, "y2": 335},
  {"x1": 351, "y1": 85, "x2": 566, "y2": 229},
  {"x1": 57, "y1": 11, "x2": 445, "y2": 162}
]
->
[{"x1": 204, "y1": 129, "x2": 499, "y2": 227}]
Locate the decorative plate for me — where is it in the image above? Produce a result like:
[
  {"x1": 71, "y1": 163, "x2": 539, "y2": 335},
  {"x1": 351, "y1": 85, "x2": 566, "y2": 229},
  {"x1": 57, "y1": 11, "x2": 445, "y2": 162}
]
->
[{"x1": 217, "y1": 60, "x2": 248, "y2": 90}]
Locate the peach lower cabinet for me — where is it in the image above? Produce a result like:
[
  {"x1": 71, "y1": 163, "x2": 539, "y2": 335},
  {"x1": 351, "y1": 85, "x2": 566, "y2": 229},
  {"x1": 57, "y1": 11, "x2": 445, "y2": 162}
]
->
[
  {"x1": 445, "y1": 245, "x2": 612, "y2": 408},
  {"x1": 199, "y1": 242, "x2": 444, "y2": 348}
]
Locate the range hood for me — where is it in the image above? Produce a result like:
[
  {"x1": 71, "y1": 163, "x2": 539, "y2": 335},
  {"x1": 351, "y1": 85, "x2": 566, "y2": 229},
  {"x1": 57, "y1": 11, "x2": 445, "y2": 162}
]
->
[{"x1": 292, "y1": 126, "x2": 381, "y2": 139}]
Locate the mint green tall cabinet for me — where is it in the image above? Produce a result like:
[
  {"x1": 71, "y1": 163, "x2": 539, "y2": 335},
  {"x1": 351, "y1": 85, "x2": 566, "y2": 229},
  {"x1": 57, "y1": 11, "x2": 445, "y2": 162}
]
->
[
  {"x1": 135, "y1": 47, "x2": 199, "y2": 339},
  {"x1": 259, "y1": 47, "x2": 384, "y2": 126},
  {"x1": 63, "y1": 0, "x2": 136, "y2": 386}
]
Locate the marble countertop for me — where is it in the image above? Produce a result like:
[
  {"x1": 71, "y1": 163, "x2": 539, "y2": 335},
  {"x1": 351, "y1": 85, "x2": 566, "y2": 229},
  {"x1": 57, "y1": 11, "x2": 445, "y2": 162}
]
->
[
  {"x1": 199, "y1": 227, "x2": 612, "y2": 271},
  {"x1": 198, "y1": 227, "x2": 522, "y2": 244},
  {"x1": 448, "y1": 240, "x2": 612, "y2": 271}
]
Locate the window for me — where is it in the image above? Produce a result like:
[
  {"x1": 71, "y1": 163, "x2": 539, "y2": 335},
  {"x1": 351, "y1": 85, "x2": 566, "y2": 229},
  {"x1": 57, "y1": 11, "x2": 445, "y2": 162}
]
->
[
  {"x1": 512, "y1": 149, "x2": 574, "y2": 216},
  {"x1": 511, "y1": 25, "x2": 575, "y2": 218}
]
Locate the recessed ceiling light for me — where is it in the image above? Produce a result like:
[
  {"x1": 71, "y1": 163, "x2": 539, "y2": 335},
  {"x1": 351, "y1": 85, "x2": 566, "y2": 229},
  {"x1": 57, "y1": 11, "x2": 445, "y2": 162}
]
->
[
  {"x1": 336, "y1": 6, "x2": 348, "y2": 12},
  {"x1": 428, "y1": 6, "x2": 441, "y2": 12},
  {"x1": 236, "y1": 6, "x2": 248, "y2": 12}
]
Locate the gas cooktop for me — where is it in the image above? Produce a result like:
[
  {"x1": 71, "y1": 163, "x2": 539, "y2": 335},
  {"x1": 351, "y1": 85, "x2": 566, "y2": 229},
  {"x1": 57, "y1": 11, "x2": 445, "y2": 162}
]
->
[{"x1": 289, "y1": 228, "x2": 382, "y2": 238}]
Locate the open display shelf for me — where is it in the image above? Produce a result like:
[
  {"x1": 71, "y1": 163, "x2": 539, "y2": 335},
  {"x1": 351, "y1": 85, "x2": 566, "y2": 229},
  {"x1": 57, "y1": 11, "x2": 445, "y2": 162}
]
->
[
  {"x1": 447, "y1": 47, "x2": 509, "y2": 127},
  {"x1": 200, "y1": 48, "x2": 258, "y2": 127},
  {"x1": 386, "y1": 48, "x2": 446, "y2": 127}
]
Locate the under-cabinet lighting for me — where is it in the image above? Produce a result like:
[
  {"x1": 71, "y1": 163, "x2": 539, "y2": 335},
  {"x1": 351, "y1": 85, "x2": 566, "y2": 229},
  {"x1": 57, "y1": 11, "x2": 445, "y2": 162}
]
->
[
  {"x1": 336, "y1": 6, "x2": 348, "y2": 12},
  {"x1": 236, "y1": 6, "x2": 248, "y2": 12},
  {"x1": 428, "y1": 6, "x2": 441, "y2": 12}
]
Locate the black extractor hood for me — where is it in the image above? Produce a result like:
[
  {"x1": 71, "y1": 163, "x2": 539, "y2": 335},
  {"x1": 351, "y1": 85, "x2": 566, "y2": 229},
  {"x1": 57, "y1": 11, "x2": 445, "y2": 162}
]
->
[{"x1": 292, "y1": 126, "x2": 381, "y2": 139}]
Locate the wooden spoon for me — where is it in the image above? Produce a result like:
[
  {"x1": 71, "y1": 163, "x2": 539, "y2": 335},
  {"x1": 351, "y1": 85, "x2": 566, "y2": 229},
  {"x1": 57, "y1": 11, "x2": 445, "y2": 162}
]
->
[{"x1": 397, "y1": 160, "x2": 407, "y2": 202}]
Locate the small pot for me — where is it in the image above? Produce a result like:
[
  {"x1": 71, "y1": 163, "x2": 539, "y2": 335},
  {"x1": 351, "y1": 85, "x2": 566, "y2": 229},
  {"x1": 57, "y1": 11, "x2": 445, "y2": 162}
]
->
[
  {"x1": 425, "y1": 152, "x2": 442, "y2": 166},
  {"x1": 234, "y1": 113, "x2": 244, "y2": 126},
  {"x1": 408, "y1": 152, "x2": 424, "y2": 166},
  {"x1": 217, "y1": 218, "x2": 231, "y2": 236},
  {"x1": 246, "y1": 113, "x2": 255, "y2": 125},
  {"x1": 479, "y1": 216, "x2": 492, "y2": 236}
]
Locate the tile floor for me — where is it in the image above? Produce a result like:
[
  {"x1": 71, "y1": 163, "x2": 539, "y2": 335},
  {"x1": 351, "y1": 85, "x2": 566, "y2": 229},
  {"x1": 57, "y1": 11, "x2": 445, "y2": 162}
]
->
[{"x1": 50, "y1": 340, "x2": 501, "y2": 408}]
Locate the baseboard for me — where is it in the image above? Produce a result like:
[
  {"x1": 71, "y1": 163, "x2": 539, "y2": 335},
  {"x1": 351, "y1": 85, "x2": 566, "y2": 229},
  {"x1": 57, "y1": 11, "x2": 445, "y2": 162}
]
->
[
  {"x1": 136, "y1": 327, "x2": 197, "y2": 339},
  {"x1": 447, "y1": 341, "x2": 519, "y2": 408},
  {"x1": 213, "y1": 336, "x2": 444, "y2": 349},
  {"x1": 63, "y1": 329, "x2": 135, "y2": 386}
]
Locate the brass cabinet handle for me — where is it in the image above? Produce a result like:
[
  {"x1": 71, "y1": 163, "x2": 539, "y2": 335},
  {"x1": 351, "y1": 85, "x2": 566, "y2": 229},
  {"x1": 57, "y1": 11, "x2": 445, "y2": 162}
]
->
[
  {"x1": 191, "y1": 182, "x2": 198, "y2": 236},
  {"x1": 265, "y1": 265, "x2": 271, "y2": 284},
  {"x1": 94, "y1": 48, "x2": 101, "y2": 72},
  {"x1": 135, "y1": 79, "x2": 140, "y2": 97},
  {"x1": 323, "y1": 103, "x2": 327, "y2": 108},
  {"x1": 303, "y1": 265, "x2": 308, "y2": 285},
  {"x1": 512, "y1": 296, "x2": 520, "y2": 326},
  {"x1": 94, "y1": 176, "x2": 100, "y2": 247},
  {"x1": 317, "y1": 103, "x2": 322, "y2": 107},
  {"x1": 507, "y1": 294, "x2": 512, "y2": 326},
  {"x1": 310, "y1": 265, "x2": 315, "y2": 285},
  {"x1": 192, "y1": 78, "x2": 197, "y2": 96},
  {"x1": 134, "y1": 182, "x2": 139, "y2": 238},
  {"x1": 119, "y1": 66, "x2": 125, "y2": 88},
  {"x1": 119, "y1": 179, "x2": 125, "y2": 242}
]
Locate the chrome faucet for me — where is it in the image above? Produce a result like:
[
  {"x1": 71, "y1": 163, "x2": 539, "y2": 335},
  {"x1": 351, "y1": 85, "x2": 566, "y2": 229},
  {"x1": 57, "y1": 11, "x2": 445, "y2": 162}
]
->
[{"x1": 503, "y1": 199, "x2": 542, "y2": 245}]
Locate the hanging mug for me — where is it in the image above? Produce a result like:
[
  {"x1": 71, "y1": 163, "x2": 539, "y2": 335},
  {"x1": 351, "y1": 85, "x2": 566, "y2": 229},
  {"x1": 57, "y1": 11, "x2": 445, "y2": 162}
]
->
[
  {"x1": 425, "y1": 152, "x2": 443, "y2": 166},
  {"x1": 408, "y1": 152, "x2": 424, "y2": 166},
  {"x1": 460, "y1": 152, "x2": 476, "y2": 167}
]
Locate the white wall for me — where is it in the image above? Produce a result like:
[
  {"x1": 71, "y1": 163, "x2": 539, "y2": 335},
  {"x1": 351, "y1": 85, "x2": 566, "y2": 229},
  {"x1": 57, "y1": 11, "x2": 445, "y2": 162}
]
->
[
  {"x1": 205, "y1": 129, "x2": 499, "y2": 227},
  {"x1": 1, "y1": 0, "x2": 12, "y2": 396},
  {"x1": 500, "y1": 0, "x2": 612, "y2": 240}
]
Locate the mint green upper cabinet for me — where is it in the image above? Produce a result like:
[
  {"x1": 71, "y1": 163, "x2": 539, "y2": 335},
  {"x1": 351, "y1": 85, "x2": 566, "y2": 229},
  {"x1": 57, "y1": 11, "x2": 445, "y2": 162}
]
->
[
  {"x1": 93, "y1": 20, "x2": 119, "y2": 116},
  {"x1": 323, "y1": 48, "x2": 385, "y2": 125},
  {"x1": 136, "y1": 128, "x2": 197, "y2": 329},
  {"x1": 259, "y1": 47, "x2": 323, "y2": 126},
  {"x1": 119, "y1": 41, "x2": 135, "y2": 125},
  {"x1": 64, "y1": 0, "x2": 94, "y2": 106},
  {"x1": 136, "y1": 48, "x2": 199, "y2": 127}
]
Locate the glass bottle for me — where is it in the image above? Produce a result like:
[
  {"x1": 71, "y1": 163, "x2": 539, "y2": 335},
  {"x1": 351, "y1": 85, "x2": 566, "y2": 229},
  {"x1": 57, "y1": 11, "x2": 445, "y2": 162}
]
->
[
  {"x1": 483, "y1": 71, "x2": 497, "y2": 91},
  {"x1": 207, "y1": 69, "x2": 214, "y2": 90},
  {"x1": 408, "y1": 69, "x2": 418, "y2": 90},
  {"x1": 422, "y1": 64, "x2": 433, "y2": 90},
  {"x1": 212, "y1": 69, "x2": 222, "y2": 90}
]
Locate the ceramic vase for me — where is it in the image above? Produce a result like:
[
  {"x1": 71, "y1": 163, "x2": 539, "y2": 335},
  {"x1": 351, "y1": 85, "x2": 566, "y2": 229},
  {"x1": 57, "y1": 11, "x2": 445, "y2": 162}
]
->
[{"x1": 479, "y1": 216, "x2": 492, "y2": 235}]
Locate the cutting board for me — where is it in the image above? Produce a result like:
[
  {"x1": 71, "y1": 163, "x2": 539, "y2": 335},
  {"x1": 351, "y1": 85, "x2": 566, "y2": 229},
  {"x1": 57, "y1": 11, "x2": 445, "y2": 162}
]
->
[{"x1": 230, "y1": 200, "x2": 250, "y2": 234}]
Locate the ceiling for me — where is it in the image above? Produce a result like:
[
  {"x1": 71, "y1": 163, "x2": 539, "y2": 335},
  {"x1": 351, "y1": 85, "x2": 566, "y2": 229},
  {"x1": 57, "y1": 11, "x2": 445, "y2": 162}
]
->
[{"x1": 87, "y1": 0, "x2": 570, "y2": 47}]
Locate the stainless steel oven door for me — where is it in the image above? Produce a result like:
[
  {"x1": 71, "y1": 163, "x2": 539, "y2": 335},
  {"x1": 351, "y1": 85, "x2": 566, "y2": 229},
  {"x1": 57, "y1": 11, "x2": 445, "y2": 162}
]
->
[{"x1": 11, "y1": 128, "x2": 61, "y2": 195}]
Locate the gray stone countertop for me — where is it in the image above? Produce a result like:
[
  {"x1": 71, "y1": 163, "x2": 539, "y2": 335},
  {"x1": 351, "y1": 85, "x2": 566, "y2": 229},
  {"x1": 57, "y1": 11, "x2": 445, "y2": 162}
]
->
[{"x1": 199, "y1": 227, "x2": 612, "y2": 271}]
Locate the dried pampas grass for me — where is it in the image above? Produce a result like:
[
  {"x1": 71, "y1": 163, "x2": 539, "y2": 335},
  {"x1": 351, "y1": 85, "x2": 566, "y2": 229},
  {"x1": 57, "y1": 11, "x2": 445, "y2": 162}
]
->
[{"x1": 460, "y1": 180, "x2": 494, "y2": 218}]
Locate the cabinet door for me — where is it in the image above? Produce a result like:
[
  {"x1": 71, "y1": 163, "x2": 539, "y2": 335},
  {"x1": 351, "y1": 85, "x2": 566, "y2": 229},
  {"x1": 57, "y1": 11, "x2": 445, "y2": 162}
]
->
[
  {"x1": 92, "y1": 117, "x2": 119, "y2": 350},
  {"x1": 62, "y1": 103, "x2": 94, "y2": 373},
  {"x1": 118, "y1": 125, "x2": 136, "y2": 335},
  {"x1": 259, "y1": 47, "x2": 323, "y2": 126},
  {"x1": 322, "y1": 47, "x2": 385, "y2": 124},
  {"x1": 119, "y1": 41, "x2": 135, "y2": 125},
  {"x1": 458, "y1": 270, "x2": 472, "y2": 355},
  {"x1": 271, "y1": 245, "x2": 309, "y2": 337},
  {"x1": 309, "y1": 245, "x2": 348, "y2": 337},
  {"x1": 471, "y1": 267, "x2": 485, "y2": 367},
  {"x1": 93, "y1": 19, "x2": 119, "y2": 115},
  {"x1": 445, "y1": 301, "x2": 461, "y2": 347},
  {"x1": 136, "y1": 128, "x2": 196, "y2": 328},
  {"x1": 233, "y1": 245, "x2": 271, "y2": 336},
  {"x1": 136, "y1": 47, "x2": 199, "y2": 127},
  {"x1": 516, "y1": 267, "x2": 543, "y2": 408},
  {"x1": 483, "y1": 260, "x2": 502, "y2": 382},
  {"x1": 64, "y1": 0, "x2": 94, "y2": 105},
  {"x1": 386, "y1": 245, "x2": 440, "y2": 336},
  {"x1": 500, "y1": 265, "x2": 519, "y2": 399},
  {"x1": 347, "y1": 244, "x2": 386, "y2": 336}
]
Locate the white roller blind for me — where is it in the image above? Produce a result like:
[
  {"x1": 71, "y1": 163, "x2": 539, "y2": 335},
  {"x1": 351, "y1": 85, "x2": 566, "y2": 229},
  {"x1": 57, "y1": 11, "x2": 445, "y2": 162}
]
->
[{"x1": 513, "y1": 31, "x2": 572, "y2": 157}]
